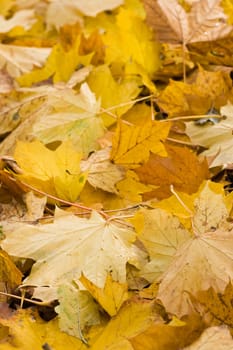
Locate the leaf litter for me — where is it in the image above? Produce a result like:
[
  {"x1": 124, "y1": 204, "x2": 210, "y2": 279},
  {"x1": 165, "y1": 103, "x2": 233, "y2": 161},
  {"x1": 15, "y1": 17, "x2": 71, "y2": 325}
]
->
[{"x1": 0, "y1": 0, "x2": 233, "y2": 348}]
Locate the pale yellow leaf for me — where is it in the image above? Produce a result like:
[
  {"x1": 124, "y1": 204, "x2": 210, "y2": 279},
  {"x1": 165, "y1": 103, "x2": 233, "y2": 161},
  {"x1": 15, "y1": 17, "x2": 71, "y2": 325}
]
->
[
  {"x1": 1, "y1": 209, "x2": 140, "y2": 301},
  {"x1": 81, "y1": 148, "x2": 125, "y2": 193},
  {"x1": 55, "y1": 283, "x2": 100, "y2": 339},
  {"x1": 144, "y1": 0, "x2": 233, "y2": 44},
  {"x1": 0, "y1": 10, "x2": 35, "y2": 33},
  {"x1": 157, "y1": 228, "x2": 233, "y2": 317},
  {"x1": 183, "y1": 326, "x2": 233, "y2": 350},
  {"x1": 186, "y1": 102, "x2": 233, "y2": 167},
  {"x1": 0, "y1": 44, "x2": 50, "y2": 78},
  {"x1": 133, "y1": 208, "x2": 191, "y2": 282}
]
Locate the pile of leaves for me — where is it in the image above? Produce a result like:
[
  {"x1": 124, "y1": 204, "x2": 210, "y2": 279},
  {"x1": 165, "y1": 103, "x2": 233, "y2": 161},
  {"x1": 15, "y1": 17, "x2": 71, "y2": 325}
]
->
[{"x1": 0, "y1": 0, "x2": 233, "y2": 348}]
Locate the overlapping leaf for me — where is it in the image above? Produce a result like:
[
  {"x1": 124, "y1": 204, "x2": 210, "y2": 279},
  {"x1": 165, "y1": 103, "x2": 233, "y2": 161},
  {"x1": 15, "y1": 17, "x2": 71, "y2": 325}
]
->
[{"x1": 1, "y1": 209, "x2": 141, "y2": 301}]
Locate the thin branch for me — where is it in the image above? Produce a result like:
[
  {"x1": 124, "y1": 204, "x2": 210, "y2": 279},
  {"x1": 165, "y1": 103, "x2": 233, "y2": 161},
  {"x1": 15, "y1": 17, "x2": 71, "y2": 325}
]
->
[
  {"x1": 98, "y1": 95, "x2": 153, "y2": 113},
  {"x1": 0, "y1": 291, "x2": 52, "y2": 306},
  {"x1": 7, "y1": 175, "x2": 109, "y2": 219},
  {"x1": 160, "y1": 114, "x2": 222, "y2": 122}
]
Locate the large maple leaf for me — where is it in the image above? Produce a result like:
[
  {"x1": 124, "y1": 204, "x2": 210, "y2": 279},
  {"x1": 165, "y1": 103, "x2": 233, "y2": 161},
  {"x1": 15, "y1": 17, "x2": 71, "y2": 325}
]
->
[
  {"x1": 1, "y1": 209, "x2": 142, "y2": 301},
  {"x1": 156, "y1": 182, "x2": 233, "y2": 317},
  {"x1": 143, "y1": 0, "x2": 233, "y2": 45}
]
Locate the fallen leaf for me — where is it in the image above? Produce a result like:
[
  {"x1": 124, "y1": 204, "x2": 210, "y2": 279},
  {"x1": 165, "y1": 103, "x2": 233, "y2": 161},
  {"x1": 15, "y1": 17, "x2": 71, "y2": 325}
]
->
[
  {"x1": 157, "y1": 228, "x2": 233, "y2": 317},
  {"x1": 186, "y1": 102, "x2": 233, "y2": 167},
  {"x1": 116, "y1": 170, "x2": 154, "y2": 203},
  {"x1": 0, "y1": 308, "x2": 85, "y2": 349},
  {"x1": 104, "y1": 8, "x2": 161, "y2": 85},
  {"x1": 135, "y1": 143, "x2": 209, "y2": 200},
  {"x1": 182, "y1": 326, "x2": 233, "y2": 350},
  {"x1": 0, "y1": 44, "x2": 50, "y2": 78},
  {"x1": 143, "y1": 0, "x2": 233, "y2": 44},
  {"x1": 0, "y1": 10, "x2": 35, "y2": 33},
  {"x1": 90, "y1": 297, "x2": 162, "y2": 350},
  {"x1": 0, "y1": 249, "x2": 22, "y2": 296},
  {"x1": 14, "y1": 140, "x2": 87, "y2": 202},
  {"x1": 157, "y1": 68, "x2": 233, "y2": 116},
  {"x1": 190, "y1": 281, "x2": 233, "y2": 329},
  {"x1": 80, "y1": 273, "x2": 129, "y2": 316},
  {"x1": 46, "y1": 0, "x2": 123, "y2": 30},
  {"x1": 1, "y1": 209, "x2": 140, "y2": 301},
  {"x1": 81, "y1": 148, "x2": 125, "y2": 193},
  {"x1": 55, "y1": 283, "x2": 100, "y2": 339},
  {"x1": 111, "y1": 119, "x2": 170, "y2": 165},
  {"x1": 86, "y1": 65, "x2": 141, "y2": 127},
  {"x1": 129, "y1": 314, "x2": 205, "y2": 350},
  {"x1": 132, "y1": 208, "x2": 191, "y2": 282}
]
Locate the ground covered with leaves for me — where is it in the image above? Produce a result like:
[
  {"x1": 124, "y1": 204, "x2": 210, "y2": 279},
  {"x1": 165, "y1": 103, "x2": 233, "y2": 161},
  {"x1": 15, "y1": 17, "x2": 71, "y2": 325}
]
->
[{"x1": 0, "y1": 0, "x2": 233, "y2": 349}]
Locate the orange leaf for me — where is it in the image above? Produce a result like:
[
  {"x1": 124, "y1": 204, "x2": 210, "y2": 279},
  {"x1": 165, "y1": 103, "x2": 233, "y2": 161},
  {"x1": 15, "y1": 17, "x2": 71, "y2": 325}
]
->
[{"x1": 135, "y1": 144, "x2": 209, "y2": 200}]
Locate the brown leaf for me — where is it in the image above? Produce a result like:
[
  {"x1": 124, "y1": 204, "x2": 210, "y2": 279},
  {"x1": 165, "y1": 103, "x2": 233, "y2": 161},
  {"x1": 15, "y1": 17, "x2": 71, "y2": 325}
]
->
[
  {"x1": 143, "y1": 0, "x2": 233, "y2": 45},
  {"x1": 135, "y1": 144, "x2": 209, "y2": 200}
]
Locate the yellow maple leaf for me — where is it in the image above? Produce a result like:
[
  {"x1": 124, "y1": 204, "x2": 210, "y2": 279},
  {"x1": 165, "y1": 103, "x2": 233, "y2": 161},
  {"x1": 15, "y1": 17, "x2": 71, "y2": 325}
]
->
[
  {"x1": 157, "y1": 68, "x2": 233, "y2": 116},
  {"x1": 129, "y1": 314, "x2": 205, "y2": 350},
  {"x1": 104, "y1": 8, "x2": 160, "y2": 85},
  {"x1": 80, "y1": 273, "x2": 129, "y2": 316},
  {"x1": 13, "y1": 140, "x2": 87, "y2": 202},
  {"x1": 17, "y1": 36, "x2": 93, "y2": 86},
  {"x1": 0, "y1": 250, "x2": 22, "y2": 298},
  {"x1": 0, "y1": 308, "x2": 84, "y2": 349},
  {"x1": 221, "y1": 0, "x2": 233, "y2": 24},
  {"x1": 111, "y1": 119, "x2": 170, "y2": 165},
  {"x1": 116, "y1": 170, "x2": 154, "y2": 203},
  {"x1": 86, "y1": 64, "x2": 141, "y2": 127},
  {"x1": 90, "y1": 297, "x2": 161, "y2": 350}
]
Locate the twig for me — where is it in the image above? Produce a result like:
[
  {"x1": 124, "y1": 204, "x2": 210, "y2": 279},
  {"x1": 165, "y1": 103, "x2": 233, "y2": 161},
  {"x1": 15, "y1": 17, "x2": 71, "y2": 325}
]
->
[
  {"x1": 160, "y1": 114, "x2": 222, "y2": 122},
  {"x1": 0, "y1": 291, "x2": 53, "y2": 306}
]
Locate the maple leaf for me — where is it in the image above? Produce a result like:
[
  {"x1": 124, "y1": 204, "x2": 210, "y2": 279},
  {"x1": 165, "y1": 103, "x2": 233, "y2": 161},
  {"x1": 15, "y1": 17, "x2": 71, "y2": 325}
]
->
[
  {"x1": 86, "y1": 65, "x2": 141, "y2": 127},
  {"x1": 0, "y1": 9, "x2": 35, "y2": 33},
  {"x1": 0, "y1": 44, "x2": 50, "y2": 78},
  {"x1": 157, "y1": 68, "x2": 233, "y2": 116},
  {"x1": 90, "y1": 297, "x2": 161, "y2": 350},
  {"x1": 182, "y1": 326, "x2": 233, "y2": 350},
  {"x1": 157, "y1": 229, "x2": 233, "y2": 317},
  {"x1": 46, "y1": 0, "x2": 123, "y2": 29},
  {"x1": 80, "y1": 273, "x2": 129, "y2": 316},
  {"x1": 186, "y1": 102, "x2": 233, "y2": 167},
  {"x1": 135, "y1": 143, "x2": 209, "y2": 200},
  {"x1": 0, "y1": 308, "x2": 84, "y2": 349},
  {"x1": 1, "y1": 209, "x2": 141, "y2": 301},
  {"x1": 132, "y1": 208, "x2": 191, "y2": 282},
  {"x1": 190, "y1": 281, "x2": 233, "y2": 329},
  {"x1": 103, "y1": 7, "x2": 161, "y2": 86},
  {"x1": 0, "y1": 250, "x2": 22, "y2": 297},
  {"x1": 81, "y1": 148, "x2": 125, "y2": 193},
  {"x1": 143, "y1": 0, "x2": 233, "y2": 45},
  {"x1": 55, "y1": 283, "x2": 100, "y2": 339},
  {"x1": 116, "y1": 170, "x2": 154, "y2": 203},
  {"x1": 17, "y1": 38, "x2": 93, "y2": 86},
  {"x1": 129, "y1": 314, "x2": 205, "y2": 350},
  {"x1": 14, "y1": 140, "x2": 87, "y2": 202},
  {"x1": 156, "y1": 182, "x2": 233, "y2": 317},
  {"x1": 111, "y1": 119, "x2": 170, "y2": 165}
]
